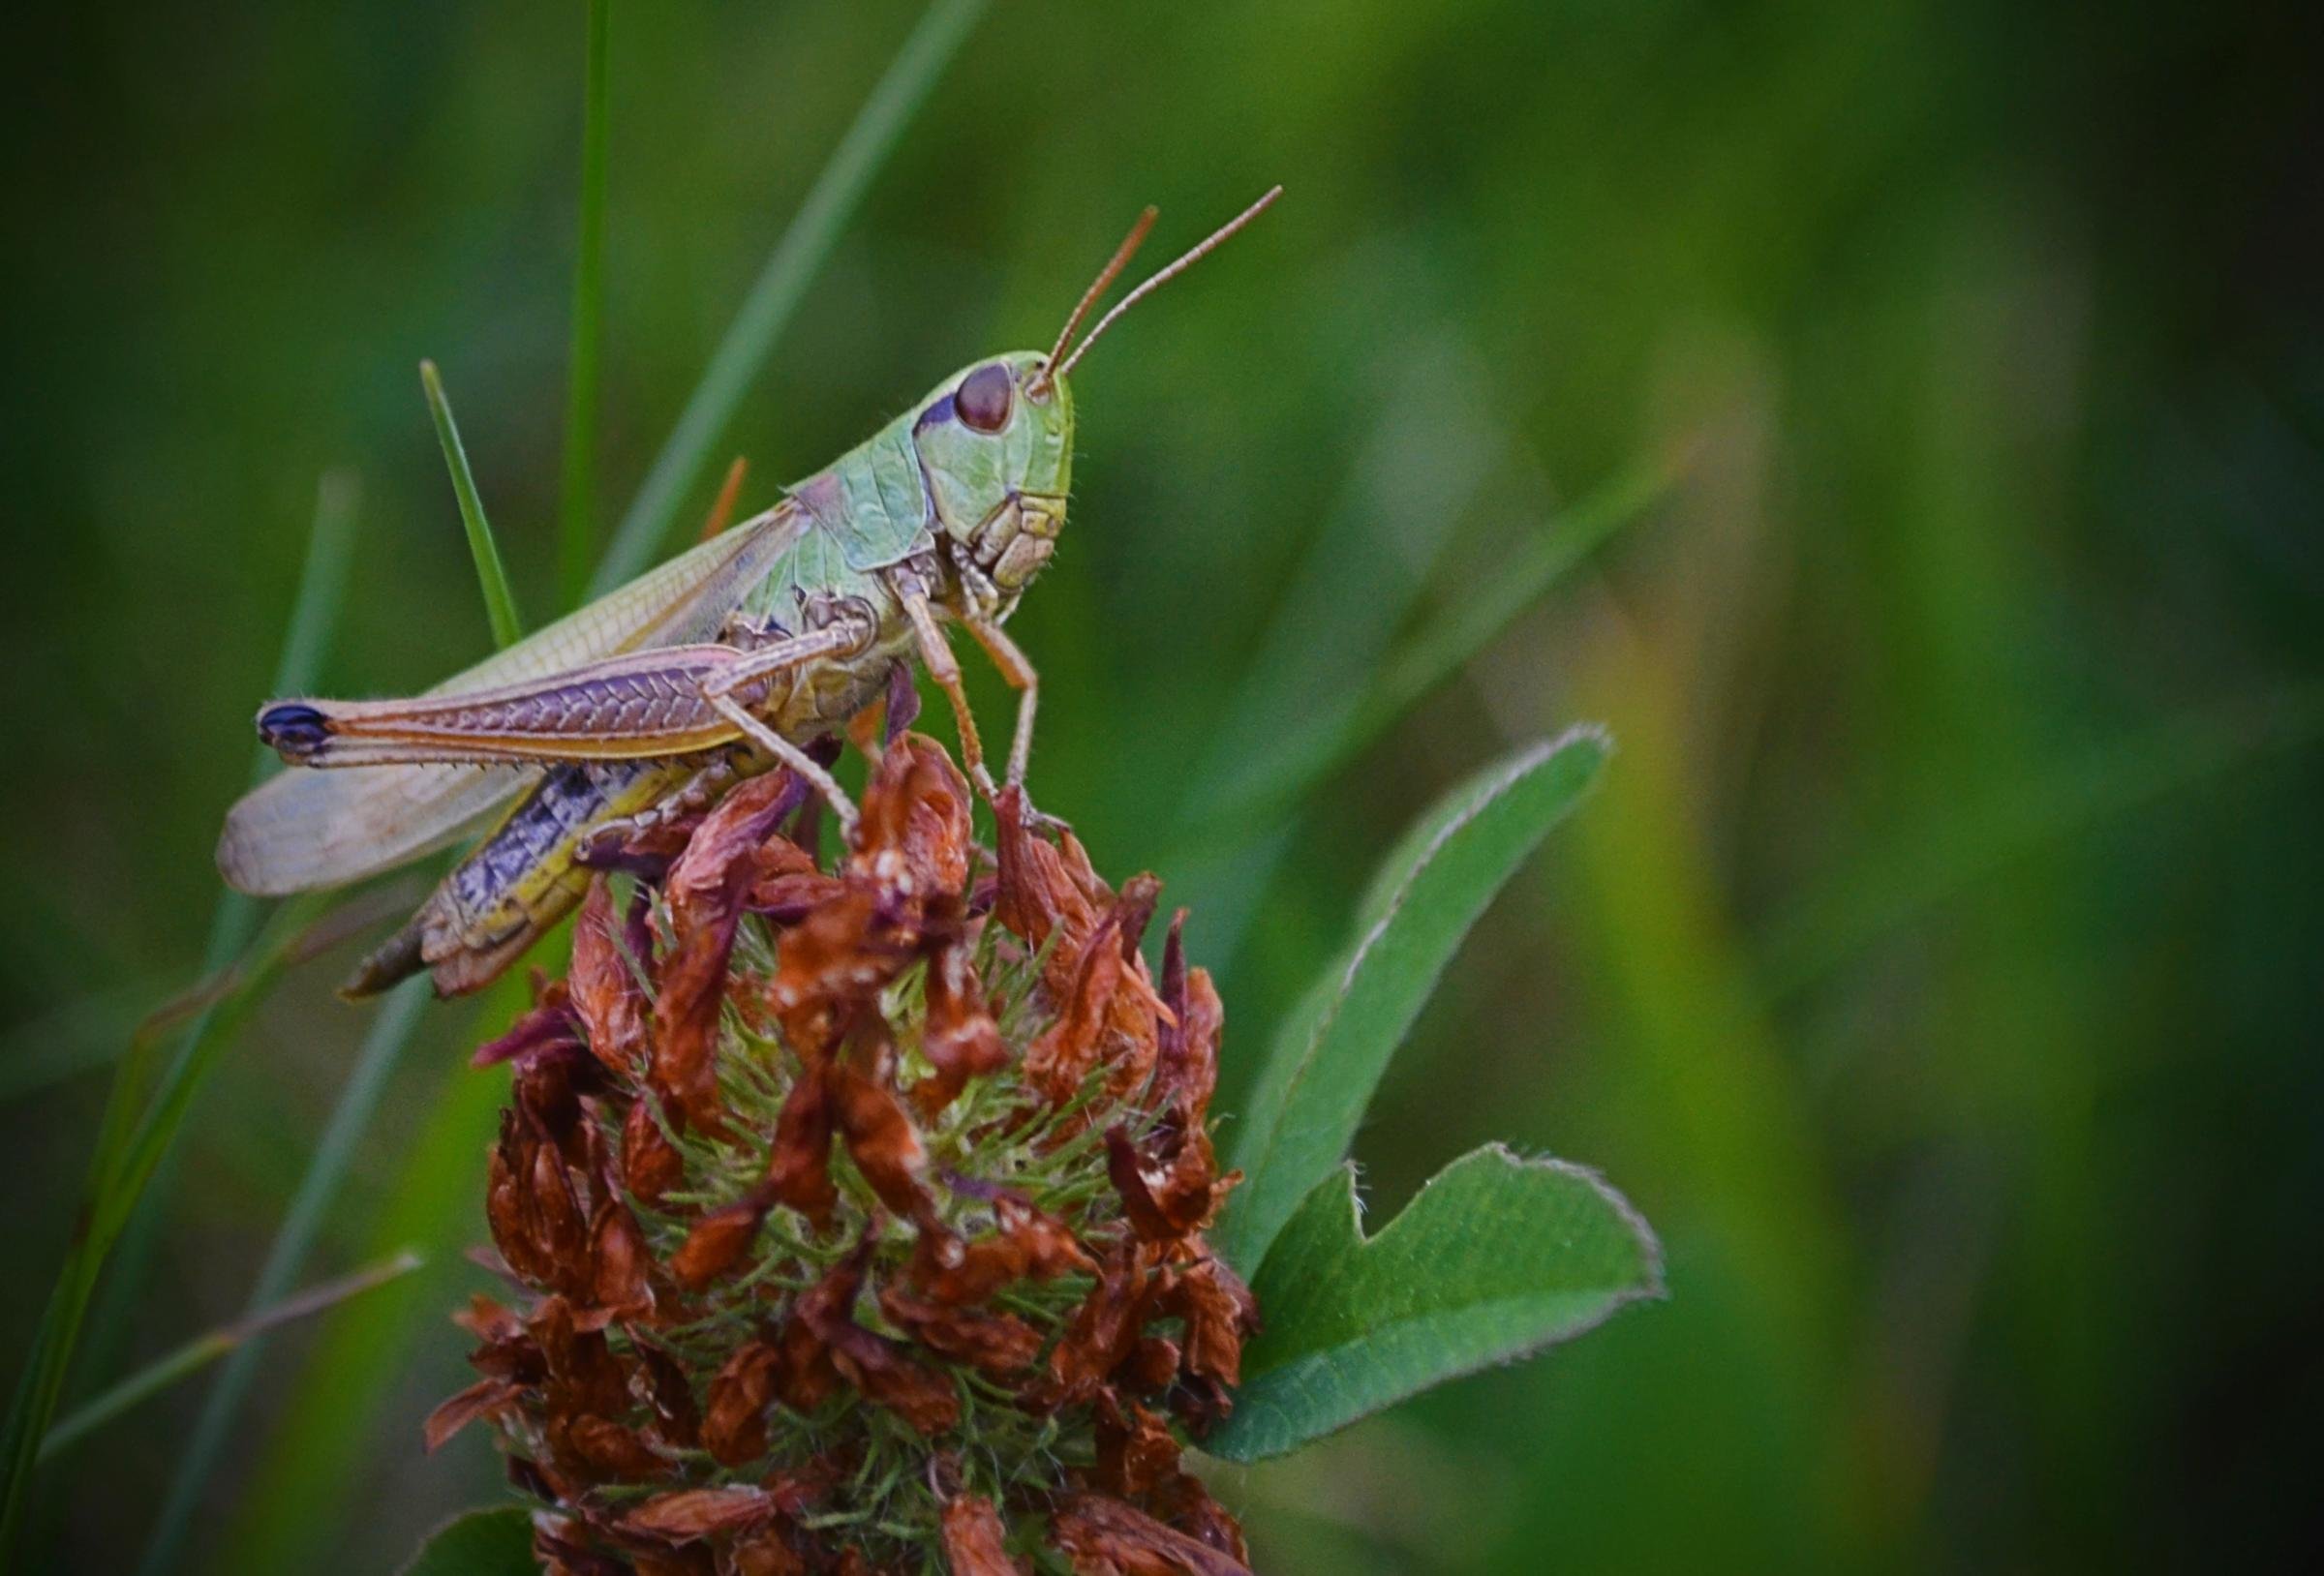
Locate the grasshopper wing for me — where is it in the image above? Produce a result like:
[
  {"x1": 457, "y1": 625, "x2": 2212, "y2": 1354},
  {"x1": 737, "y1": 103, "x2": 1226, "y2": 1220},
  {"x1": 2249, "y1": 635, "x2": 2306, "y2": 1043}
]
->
[{"x1": 217, "y1": 504, "x2": 806, "y2": 895}]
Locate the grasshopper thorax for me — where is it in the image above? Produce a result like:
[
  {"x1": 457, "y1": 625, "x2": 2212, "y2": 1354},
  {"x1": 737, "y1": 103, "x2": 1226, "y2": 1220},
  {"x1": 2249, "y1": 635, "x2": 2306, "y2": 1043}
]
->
[{"x1": 910, "y1": 349, "x2": 1074, "y2": 597}]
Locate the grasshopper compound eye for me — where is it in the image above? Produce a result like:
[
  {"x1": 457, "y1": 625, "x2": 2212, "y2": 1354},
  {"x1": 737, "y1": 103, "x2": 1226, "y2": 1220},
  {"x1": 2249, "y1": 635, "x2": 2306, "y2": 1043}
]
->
[{"x1": 955, "y1": 362, "x2": 1014, "y2": 433}]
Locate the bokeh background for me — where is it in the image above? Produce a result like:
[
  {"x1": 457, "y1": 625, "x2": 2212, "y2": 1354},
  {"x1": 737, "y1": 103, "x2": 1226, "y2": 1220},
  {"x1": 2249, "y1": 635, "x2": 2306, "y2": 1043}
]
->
[{"x1": 4, "y1": 1, "x2": 2319, "y2": 1570}]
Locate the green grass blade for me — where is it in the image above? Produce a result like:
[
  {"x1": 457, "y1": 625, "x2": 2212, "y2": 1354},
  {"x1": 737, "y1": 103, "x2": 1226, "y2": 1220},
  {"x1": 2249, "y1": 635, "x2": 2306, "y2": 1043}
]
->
[
  {"x1": 135, "y1": 980, "x2": 431, "y2": 1576},
  {"x1": 210, "y1": 1012, "x2": 517, "y2": 1575},
  {"x1": 1216, "y1": 729, "x2": 1613, "y2": 1275},
  {"x1": 39, "y1": 1254, "x2": 421, "y2": 1465},
  {"x1": 0, "y1": 889, "x2": 390, "y2": 1560},
  {"x1": 556, "y1": 0, "x2": 613, "y2": 611},
  {"x1": 588, "y1": 0, "x2": 990, "y2": 594},
  {"x1": 0, "y1": 475, "x2": 359, "y2": 1564},
  {"x1": 419, "y1": 359, "x2": 525, "y2": 650},
  {"x1": 264, "y1": 469, "x2": 362, "y2": 712},
  {"x1": 1186, "y1": 461, "x2": 1666, "y2": 840},
  {"x1": 1208, "y1": 1147, "x2": 1662, "y2": 1462}
]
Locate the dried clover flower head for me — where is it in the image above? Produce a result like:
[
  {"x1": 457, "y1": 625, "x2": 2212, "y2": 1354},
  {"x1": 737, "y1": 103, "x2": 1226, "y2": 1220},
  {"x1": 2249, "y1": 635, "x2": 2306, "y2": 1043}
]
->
[{"x1": 429, "y1": 732, "x2": 1257, "y2": 1575}]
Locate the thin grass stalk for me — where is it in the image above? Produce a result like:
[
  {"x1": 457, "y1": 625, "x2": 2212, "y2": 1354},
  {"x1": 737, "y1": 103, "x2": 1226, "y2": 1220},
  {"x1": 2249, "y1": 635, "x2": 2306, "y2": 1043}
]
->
[
  {"x1": 134, "y1": 982, "x2": 431, "y2": 1574},
  {"x1": 41, "y1": 1254, "x2": 421, "y2": 1466},
  {"x1": 420, "y1": 359, "x2": 525, "y2": 649},
  {"x1": 557, "y1": 0, "x2": 614, "y2": 609},
  {"x1": 0, "y1": 475, "x2": 358, "y2": 1562},
  {"x1": 589, "y1": 0, "x2": 989, "y2": 594},
  {"x1": 1180, "y1": 459, "x2": 1672, "y2": 848}
]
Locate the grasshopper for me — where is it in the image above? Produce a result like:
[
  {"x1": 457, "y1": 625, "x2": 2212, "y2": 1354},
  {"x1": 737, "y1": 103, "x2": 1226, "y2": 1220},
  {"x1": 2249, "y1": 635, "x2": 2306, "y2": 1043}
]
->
[{"x1": 217, "y1": 189, "x2": 1280, "y2": 997}]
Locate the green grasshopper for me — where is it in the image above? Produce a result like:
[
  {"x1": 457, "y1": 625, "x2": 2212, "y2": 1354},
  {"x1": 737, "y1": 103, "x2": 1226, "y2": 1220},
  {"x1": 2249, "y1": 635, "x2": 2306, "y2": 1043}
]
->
[{"x1": 217, "y1": 189, "x2": 1280, "y2": 997}]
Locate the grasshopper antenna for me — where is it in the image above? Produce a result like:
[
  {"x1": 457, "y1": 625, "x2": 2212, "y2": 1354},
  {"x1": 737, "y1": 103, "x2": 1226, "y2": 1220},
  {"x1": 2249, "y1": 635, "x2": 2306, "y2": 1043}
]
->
[
  {"x1": 1046, "y1": 185, "x2": 1282, "y2": 386},
  {"x1": 1038, "y1": 205, "x2": 1158, "y2": 390}
]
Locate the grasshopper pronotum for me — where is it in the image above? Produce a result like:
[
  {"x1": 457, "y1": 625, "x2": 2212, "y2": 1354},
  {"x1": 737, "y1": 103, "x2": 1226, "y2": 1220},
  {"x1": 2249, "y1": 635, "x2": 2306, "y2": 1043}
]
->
[{"x1": 218, "y1": 189, "x2": 1281, "y2": 997}]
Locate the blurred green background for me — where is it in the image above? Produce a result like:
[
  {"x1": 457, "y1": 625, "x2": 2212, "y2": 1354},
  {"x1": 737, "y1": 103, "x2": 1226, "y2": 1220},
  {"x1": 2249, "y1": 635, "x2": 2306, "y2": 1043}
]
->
[{"x1": 4, "y1": 0, "x2": 2319, "y2": 1570}]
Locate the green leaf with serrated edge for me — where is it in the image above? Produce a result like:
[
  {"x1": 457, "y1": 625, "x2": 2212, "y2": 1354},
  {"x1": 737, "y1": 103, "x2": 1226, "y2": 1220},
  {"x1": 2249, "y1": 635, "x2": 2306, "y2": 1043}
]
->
[
  {"x1": 397, "y1": 1507, "x2": 536, "y2": 1576},
  {"x1": 1208, "y1": 1145, "x2": 1662, "y2": 1463},
  {"x1": 1215, "y1": 728, "x2": 1611, "y2": 1274}
]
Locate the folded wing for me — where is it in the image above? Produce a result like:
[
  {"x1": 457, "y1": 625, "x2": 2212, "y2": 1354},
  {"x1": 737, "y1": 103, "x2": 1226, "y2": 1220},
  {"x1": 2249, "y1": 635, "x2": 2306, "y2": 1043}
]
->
[{"x1": 217, "y1": 503, "x2": 806, "y2": 894}]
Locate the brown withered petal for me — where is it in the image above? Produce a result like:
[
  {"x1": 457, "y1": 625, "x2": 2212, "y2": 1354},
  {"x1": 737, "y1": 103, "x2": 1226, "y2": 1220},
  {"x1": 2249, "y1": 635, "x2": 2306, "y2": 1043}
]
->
[
  {"x1": 622, "y1": 1096, "x2": 686, "y2": 1206},
  {"x1": 746, "y1": 867, "x2": 847, "y2": 922},
  {"x1": 633, "y1": 1340, "x2": 702, "y2": 1451},
  {"x1": 671, "y1": 1187, "x2": 772, "y2": 1290},
  {"x1": 473, "y1": 979, "x2": 584, "y2": 1069},
  {"x1": 1147, "y1": 1473, "x2": 1251, "y2": 1567},
  {"x1": 570, "y1": 877, "x2": 651, "y2": 1076},
  {"x1": 1042, "y1": 1241, "x2": 1153, "y2": 1409},
  {"x1": 582, "y1": 1197, "x2": 654, "y2": 1323},
  {"x1": 529, "y1": 1134, "x2": 593, "y2": 1292},
  {"x1": 1153, "y1": 917, "x2": 1223, "y2": 1119},
  {"x1": 555, "y1": 1412, "x2": 666, "y2": 1479},
  {"x1": 726, "y1": 1525, "x2": 810, "y2": 1576},
  {"x1": 830, "y1": 1062, "x2": 930, "y2": 1221},
  {"x1": 940, "y1": 1494, "x2": 1024, "y2": 1576},
  {"x1": 535, "y1": 1519, "x2": 632, "y2": 1576},
  {"x1": 533, "y1": 1298, "x2": 631, "y2": 1419},
  {"x1": 1109, "y1": 874, "x2": 1163, "y2": 961},
  {"x1": 808, "y1": 1313, "x2": 962, "y2": 1436},
  {"x1": 655, "y1": 770, "x2": 803, "y2": 1131},
  {"x1": 1049, "y1": 1495, "x2": 1252, "y2": 1576},
  {"x1": 1123, "y1": 1335, "x2": 1181, "y2": 1394},
  {"x1": 793, "y1": 1243, "x2": 960, "y2": 1435},
  {"x1": 422, "y1": 1377, "x2": 521, "y2": 1452},
  {"x1": 910, "y1": 943, "x2": 1010, "y2": 1117},
  {"x1": 851, "y1": 733, "x2": 973, "y2": 897},
  {"x1": 1167, "y1": 1258, "x2": 1257, "y2": 1393},
  {"x1": 452, "y1": 1292, "x2": 524, "y2": 1344},
  {"x1": 1053, "y1": 826, "x2": 1117, "y2": 918},
  {"x1": 878, "y1": 1284, "x2": 1043, "y2": 1375},
  {"x1": 622, "y1": 1485, "x2": 776, "y2": 1542},
  {"x1": 992, "y1": 791, "x2": 1103, "y2": 993},
  {"x1": 769, "y1": 1312, "x2": 841, "y2": 1414},
  {"x1": 1104, "y1": 1127, "x2": 1228, "y2": 1246},
  {"x1": 485, "y1": 1116, "x2": 550, "y2": 1284},
  {"x1": 1023, "y1": 916, "x2": 1126, "y2": 1102},
  {"x1": 1104, "y1": 1129, "x2": 1180, "y2": 1244},
  {"x1": 702, "y1": 1336, "x2": 783, "y2": 1467},
  {"x1": 762, "y1": 1064, "x2": 839, "y2": 1226},
  {"x1": 1094, "y1": 1395, "x2": 1183, "y2": 1500},
  {"x1": 767, "y1": 889, "x2": 915, "y2": 1025},
  {"x1": 908, "y1": 1197, "x2": 1091, "y2": 1306}
]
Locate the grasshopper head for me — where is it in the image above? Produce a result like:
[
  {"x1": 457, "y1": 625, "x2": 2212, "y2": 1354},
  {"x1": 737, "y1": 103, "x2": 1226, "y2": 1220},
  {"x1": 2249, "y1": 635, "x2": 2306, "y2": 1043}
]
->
[
  {"x1": 912, "y1": 350, "x2": 1075, "y2": 594},
  {"x1": 915, "y1": 189, "x2": 1281, "y2": 601}
]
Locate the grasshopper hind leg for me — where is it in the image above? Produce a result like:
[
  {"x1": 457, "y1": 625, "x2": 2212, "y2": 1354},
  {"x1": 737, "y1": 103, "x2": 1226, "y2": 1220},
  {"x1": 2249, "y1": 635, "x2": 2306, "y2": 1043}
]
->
[
  {"x1": 342, "y1": 910, "x2": 430, "y2": 999},
  {"x1": 347, "y1": 758, "x2": 680, "y2": 998}
]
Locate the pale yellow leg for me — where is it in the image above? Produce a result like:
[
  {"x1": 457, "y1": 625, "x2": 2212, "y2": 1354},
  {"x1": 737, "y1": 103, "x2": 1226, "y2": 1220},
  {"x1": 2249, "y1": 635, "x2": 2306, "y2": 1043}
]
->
[
  {"x1": 963, "y1": 618, "x2": 1040, "y2": 789},
  {"x1": 706, "y1": 692, "x2": 860, "y2": 841},
  {"x1": 898, "y1": 585, "x2": 997, "y2": 800}
]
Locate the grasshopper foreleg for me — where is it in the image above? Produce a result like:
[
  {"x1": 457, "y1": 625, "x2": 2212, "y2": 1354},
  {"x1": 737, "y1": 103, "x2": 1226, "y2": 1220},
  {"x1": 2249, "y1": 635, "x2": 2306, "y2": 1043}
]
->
[
  {"x1": 963, "y1": 616, "x2": 1040, "y2": 792},
  {"x1": 892, "y1": 571, "x2": 994, "y2": 800}
]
